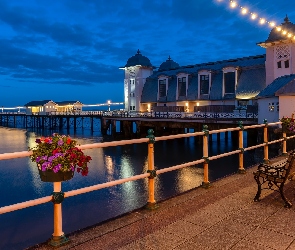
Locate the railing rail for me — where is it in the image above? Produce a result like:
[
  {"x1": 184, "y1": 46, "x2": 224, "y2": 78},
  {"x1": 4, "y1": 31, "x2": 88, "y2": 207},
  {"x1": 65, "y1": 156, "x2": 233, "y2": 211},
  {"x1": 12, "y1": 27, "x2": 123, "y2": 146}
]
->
[{"x1": 0, "y1": 120, "x2": 295, "y2": 247}]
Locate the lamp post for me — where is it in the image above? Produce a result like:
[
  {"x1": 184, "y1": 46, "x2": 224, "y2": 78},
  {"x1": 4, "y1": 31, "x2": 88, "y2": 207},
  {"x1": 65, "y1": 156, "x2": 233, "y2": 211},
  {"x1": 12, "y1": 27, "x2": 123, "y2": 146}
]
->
[{"x1": 107, "y1": 100, "x2": 111, "y2": 111}]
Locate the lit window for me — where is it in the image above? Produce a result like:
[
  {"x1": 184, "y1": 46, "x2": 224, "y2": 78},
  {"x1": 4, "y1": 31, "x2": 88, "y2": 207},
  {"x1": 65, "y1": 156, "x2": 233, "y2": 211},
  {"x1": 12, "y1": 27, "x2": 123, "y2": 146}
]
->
[{"x1": 269, "y1": 103, "x2": 275, "y2": 112}]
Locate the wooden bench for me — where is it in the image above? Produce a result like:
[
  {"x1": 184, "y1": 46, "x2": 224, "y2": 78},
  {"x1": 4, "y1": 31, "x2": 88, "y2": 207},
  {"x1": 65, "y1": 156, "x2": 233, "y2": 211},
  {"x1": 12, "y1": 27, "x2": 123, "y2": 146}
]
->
[{"x1": 253, "y1": 151, "x2": 295, "y2": 208}]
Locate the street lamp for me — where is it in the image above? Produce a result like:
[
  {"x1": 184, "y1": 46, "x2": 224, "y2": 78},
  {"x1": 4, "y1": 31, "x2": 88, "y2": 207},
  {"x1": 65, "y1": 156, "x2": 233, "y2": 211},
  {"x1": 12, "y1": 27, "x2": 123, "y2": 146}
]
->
[{"x1": 107, "y1": 100, "x2": 111, "y2": 111}]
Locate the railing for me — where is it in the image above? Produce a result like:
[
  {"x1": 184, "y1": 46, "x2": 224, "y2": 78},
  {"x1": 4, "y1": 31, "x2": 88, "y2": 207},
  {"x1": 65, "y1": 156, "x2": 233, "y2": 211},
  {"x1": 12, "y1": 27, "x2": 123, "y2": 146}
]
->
[
  {"x1": 101, "y1": 110, "x2": 257, "y2": 119},
  {"x1": 0, "y1": 110, "x2": 257, "y2": 120},
  {"x1": 0, "y1": 120, "x2": 294, "y2": 247}
]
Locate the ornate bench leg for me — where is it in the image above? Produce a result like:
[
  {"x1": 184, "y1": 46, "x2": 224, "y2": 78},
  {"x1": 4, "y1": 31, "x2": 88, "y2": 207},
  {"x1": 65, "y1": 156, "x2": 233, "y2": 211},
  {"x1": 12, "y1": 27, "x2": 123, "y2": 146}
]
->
[
  {"x1": 254, "y1": 175, "x2": 262, "y2": 202},
  {"x1": 279, "y1": 184, "x2": 292, "y2": 208}
]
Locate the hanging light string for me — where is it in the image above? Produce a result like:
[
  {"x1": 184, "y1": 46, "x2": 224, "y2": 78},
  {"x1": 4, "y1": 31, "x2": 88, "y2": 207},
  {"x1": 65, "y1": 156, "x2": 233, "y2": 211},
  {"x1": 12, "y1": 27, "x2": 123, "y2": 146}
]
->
[{"x1": 219, "y1": 0, "x2": 295, "y2": 40}]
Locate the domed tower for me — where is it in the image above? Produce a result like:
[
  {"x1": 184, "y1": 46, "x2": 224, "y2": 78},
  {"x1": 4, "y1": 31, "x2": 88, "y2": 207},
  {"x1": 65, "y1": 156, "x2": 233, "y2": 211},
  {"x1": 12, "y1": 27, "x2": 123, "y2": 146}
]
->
[
  {"x1": 257, "y1": 16, "x2": 295, "y2": 85},
  {"x1": 158, "y1": 56, "x2": 180, "y2": 71},
  {"x1": 120, "y1": 49, "x2": 154, "y2": 111}
]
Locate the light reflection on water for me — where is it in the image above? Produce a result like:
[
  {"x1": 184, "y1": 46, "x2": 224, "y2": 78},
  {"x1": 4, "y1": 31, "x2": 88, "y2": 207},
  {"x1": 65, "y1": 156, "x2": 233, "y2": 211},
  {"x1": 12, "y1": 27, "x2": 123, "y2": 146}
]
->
[{"x1": 0, "y1": 125, "x2": 282, "y2": 250}]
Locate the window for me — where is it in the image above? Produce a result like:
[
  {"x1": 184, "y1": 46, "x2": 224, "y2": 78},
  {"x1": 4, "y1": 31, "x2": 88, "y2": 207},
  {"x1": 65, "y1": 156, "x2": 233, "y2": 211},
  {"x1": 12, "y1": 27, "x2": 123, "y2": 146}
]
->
[
  {"x1": 238, "y1": 100, "x2": 248, "y2": 107},
  {"x1": 276, "y1": 102, "x2": 279, "y2": 112},
  {"x1": 276, "y1": 45, "x2": 290, "y2": 69},
  {"x1": 200, "y1": 75, "x2": 209, "y2": 95},
  {"x1": 268, "y1": 103, "x2": 275, "y2": 112},
  {"x1": 133, "y1": 106, "x2": 135, "y2": 110},
  {"x1": 224, "y1": 72, "x2": 235, "y2": 94},
  {"x1": 178, "y1": 77, "x2": 186, "y2": 97},
  {"x1": 158, "y1": 79, "x2": 167, "y2": 97},
  {"x1": 129, "y1": 79, "x2": 135, "y2": 85}
]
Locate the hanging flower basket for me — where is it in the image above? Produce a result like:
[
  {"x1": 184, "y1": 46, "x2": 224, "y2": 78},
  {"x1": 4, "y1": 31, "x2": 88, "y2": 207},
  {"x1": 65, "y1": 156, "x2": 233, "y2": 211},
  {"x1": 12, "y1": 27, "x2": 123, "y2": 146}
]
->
[
  {"x1": 38, "y1": 169, "x2": 74, "y2": 182},
  {"x1": 280, "y1": 114, "x2": 295, "y2": 134},
  {"x1": 29, "y1": 133, "x2": 92, "y2": 182}
]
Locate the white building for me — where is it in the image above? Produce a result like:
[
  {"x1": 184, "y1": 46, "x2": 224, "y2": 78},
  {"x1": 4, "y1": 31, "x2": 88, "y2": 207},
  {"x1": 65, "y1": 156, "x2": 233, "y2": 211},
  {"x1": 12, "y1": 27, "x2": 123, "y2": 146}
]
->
[
  {"x1": 24, "y1": 100, "x2": 57, "y2": 115},
  {"x1": 121, "y1": 16, "x2": 295, "y2": 124}
]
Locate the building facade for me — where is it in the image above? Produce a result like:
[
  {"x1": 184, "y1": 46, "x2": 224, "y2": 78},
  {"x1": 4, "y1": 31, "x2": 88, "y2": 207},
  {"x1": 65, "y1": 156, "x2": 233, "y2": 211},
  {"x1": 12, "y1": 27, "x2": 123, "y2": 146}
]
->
[{"x1": 121, "y1": 16, "x2": 295, "y2": 124}]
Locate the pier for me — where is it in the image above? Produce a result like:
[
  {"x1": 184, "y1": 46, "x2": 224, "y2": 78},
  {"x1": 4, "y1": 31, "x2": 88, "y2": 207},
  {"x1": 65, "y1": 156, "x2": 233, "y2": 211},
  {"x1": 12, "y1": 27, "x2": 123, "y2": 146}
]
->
[{"x1": 0, "y1": 108, "x2": 259, "y2": 139}]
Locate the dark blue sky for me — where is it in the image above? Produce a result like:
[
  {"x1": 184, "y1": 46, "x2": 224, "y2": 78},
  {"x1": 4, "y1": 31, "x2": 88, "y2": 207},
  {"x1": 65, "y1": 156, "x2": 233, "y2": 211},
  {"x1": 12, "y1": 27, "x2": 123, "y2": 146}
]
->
[{"x1": 0, "y1": 0, "x2": 294, "y2": 107}]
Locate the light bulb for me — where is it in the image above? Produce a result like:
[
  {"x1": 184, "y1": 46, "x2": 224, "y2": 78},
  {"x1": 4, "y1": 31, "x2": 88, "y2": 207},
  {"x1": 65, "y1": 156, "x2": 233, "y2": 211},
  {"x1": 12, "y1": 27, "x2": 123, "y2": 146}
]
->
[
  {"x1": 241, "y1": 8, "x2": 248, "y2": 14},
  {"x1": 269, "y1": 22, "x2": 275, "y2": 27},
  {"x1": 260, "y1": 18, "x2": 266, "y2": 24},
  {"x1": 230, "y1": 1, "x2": 237, "y2": 8},
  {"x1": 276, "y1": 26, "x2": 282, "y2": 31},
  {"x1": 251, "y1": 13, "x2": 257, "y2": 19}
]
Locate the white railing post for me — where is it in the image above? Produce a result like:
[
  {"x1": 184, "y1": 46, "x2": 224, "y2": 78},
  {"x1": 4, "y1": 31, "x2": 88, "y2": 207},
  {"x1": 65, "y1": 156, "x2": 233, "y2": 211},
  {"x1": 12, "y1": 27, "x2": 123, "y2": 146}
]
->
[
  {"x1": 283, "y1": 131, "x2": 287, "y2": 155},
  {"x1": 49, "y1": 182, "x2": 69, "y2": 247},
  {"x1": 202, "y1": 125, "x2": 210, "y2": 188},
  {"x1": 145, "y1": 129, "x2": 158, "y2": 210},
  {"x1": 238, "y1": 121, "x2": 246, "y2": 174},
  {"x1": 263, "y1": 119, "x2": 269, "y2": 163}
]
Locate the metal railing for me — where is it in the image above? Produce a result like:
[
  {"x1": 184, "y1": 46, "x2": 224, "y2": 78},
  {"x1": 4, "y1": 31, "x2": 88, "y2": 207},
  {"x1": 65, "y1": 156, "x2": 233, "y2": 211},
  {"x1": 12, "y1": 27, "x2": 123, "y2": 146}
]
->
[{"x1": 0, "y1": 120, "x2": 294, "y2": 247}]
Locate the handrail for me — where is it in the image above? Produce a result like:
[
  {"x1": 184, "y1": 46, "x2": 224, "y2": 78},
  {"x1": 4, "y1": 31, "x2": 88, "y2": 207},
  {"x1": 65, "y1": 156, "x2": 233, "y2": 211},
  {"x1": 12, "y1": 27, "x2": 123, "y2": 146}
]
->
[{"x1": 0, "y1": 120, "x2": 293, "y2": 247}]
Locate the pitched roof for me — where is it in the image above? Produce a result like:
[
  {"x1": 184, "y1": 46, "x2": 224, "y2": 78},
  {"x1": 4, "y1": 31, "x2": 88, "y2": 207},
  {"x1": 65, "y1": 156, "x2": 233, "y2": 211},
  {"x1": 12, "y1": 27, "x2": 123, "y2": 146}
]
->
[
  {"x1": 257, "y1": 74, "x2": 295, "y2": 98},
  {"x1": 24, "y1": 100, "x2": 55, "y2": 106},
  {"x1": 275, "y1": 78, "x2": 295, "y2": 96},
  {"x1": 141, "y1": 54, "x2": 266, "y2": 103}
]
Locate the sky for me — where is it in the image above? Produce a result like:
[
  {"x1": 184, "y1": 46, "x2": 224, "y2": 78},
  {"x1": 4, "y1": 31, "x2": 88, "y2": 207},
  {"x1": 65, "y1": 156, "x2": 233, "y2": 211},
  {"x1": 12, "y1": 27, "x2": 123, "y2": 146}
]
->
[{"x1": 0, "y1": 0, "x2": 295, "y2": 107}]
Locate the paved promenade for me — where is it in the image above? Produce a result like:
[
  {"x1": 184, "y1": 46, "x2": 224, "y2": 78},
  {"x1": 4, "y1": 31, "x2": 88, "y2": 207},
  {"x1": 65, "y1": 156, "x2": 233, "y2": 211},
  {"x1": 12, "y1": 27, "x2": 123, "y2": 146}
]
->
[{"x1": 28, "y1": 155, "x2": 295, "y2": 250}]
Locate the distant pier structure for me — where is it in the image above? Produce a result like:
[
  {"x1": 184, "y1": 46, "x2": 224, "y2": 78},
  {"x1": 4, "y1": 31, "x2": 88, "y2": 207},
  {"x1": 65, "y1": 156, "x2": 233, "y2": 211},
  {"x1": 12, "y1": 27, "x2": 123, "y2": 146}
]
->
[
  {"x1": 0, "y1": 110, "x2": 260, "y2": 141},
  {"x1": 0, "y1": 113, "x2": 103, "y2": 132}
]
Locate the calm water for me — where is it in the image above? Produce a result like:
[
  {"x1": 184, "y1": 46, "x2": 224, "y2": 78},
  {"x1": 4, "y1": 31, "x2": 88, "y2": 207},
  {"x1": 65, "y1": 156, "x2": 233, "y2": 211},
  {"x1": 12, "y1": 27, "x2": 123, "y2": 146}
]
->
[{"x1": 0, "y1": 124, "x2": 281, "y2": 250}]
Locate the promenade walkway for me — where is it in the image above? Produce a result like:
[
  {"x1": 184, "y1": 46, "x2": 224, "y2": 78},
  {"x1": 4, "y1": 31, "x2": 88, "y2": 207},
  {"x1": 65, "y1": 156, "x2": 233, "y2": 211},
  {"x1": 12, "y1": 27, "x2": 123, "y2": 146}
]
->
[{"x1": 28, "y1": 155, "x2": 295, "y2": 250}]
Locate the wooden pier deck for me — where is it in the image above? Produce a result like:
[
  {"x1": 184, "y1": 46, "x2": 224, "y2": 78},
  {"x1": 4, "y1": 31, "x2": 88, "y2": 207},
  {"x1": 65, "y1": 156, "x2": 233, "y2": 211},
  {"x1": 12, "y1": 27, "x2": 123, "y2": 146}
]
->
[{"x1": 27, "y1": 154, "x2": 295, "y2": 250}]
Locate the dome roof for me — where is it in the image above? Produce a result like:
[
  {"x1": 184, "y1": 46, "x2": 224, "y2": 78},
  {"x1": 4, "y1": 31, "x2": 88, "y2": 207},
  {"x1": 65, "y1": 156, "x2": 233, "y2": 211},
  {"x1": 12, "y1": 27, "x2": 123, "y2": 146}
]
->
[
  {"x1": 265, "y1": 16, "x2": 295, "y2": 42},
  {"x1": 125, "y1": 49, "x2": 153, "y2": 67},
  {"x1": 158, "y1": 56, "x2": 180, "y2": 71}
]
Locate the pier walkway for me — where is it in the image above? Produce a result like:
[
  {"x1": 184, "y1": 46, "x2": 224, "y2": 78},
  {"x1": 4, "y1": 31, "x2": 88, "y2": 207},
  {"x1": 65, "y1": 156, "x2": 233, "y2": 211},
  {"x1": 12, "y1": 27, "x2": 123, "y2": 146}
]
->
[{"x1": 28, "y1": 155, "x2": 295, "y2": 250}]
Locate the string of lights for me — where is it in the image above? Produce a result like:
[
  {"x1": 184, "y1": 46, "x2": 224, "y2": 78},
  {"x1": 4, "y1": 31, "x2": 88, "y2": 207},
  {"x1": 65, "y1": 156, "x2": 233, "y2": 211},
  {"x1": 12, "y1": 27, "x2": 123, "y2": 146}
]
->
[{"x1": 217, "y1": 0, "x2": 295, "y2": 40}]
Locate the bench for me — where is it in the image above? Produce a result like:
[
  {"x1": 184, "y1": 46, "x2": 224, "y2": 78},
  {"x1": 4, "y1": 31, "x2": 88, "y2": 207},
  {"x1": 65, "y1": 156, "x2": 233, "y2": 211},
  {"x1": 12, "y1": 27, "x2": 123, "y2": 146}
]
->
[{"x1": 253, "y1": 151, "x2": 295, "y2": 208}]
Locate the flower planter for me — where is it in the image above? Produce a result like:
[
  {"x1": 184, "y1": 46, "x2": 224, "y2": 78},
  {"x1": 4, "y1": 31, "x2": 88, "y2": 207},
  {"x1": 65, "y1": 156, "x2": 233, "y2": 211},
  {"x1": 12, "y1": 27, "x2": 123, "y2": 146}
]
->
[{"x1": 38, "y1": 169, "x2": 74, "y2": 182}]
